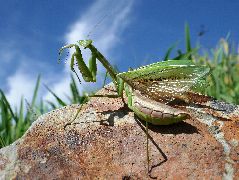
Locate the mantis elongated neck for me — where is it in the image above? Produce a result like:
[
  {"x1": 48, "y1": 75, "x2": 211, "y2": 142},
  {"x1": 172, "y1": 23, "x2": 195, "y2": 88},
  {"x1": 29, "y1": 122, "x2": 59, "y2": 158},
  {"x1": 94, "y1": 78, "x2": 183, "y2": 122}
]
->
[{"x1": 88, "y1": 44, "x2": 118, "y2": 86}]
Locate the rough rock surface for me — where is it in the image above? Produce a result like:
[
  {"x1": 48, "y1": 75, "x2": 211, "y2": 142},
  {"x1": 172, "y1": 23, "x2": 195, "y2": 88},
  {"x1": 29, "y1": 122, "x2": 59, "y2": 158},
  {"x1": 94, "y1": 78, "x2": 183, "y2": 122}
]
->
[{"x1": 0, "y1": 84, "x2": 238, "y2": 179}]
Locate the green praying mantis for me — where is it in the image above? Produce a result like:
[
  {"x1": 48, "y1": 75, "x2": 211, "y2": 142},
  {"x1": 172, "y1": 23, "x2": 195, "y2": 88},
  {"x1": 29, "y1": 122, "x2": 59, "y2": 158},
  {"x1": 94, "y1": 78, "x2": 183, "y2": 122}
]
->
[{"x1": 58, "y1": 39, "x2": 211, "y2": 172}]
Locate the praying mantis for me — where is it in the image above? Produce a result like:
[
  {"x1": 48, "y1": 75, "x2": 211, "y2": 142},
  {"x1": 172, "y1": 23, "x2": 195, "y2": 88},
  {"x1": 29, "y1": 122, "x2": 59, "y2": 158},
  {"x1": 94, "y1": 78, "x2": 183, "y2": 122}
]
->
[{"x1": 58, "y1": 39, "x2": 211, "y2": 172}]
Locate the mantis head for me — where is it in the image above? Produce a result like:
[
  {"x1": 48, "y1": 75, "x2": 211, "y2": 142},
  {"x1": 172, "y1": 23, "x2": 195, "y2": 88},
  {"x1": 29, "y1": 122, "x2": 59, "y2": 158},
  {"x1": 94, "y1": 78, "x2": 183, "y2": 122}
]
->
[{"x1": 78, "y1": 40, "x2": 93, "y2": 48}]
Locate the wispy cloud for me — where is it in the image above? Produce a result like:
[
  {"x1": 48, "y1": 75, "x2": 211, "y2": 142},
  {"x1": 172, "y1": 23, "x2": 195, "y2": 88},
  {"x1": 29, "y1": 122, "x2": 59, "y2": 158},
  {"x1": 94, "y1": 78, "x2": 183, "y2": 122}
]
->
[
  {"x1": 5, "y1": 66, "x2": 37, "y2": 107},
  {"x1": 44, "y1": 0, "x2": 134, "y2": 103}
]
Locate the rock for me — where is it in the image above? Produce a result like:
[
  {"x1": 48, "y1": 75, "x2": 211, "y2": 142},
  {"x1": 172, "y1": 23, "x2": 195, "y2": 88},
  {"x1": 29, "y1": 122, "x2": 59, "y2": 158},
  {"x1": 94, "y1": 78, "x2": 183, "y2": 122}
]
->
[{"x1": 0, "y1": 84, "x2": 238, "y2": 179}]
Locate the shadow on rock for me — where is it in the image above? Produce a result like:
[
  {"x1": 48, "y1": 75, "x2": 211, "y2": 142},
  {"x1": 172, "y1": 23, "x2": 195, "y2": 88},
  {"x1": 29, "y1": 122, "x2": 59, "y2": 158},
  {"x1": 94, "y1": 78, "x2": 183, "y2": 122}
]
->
[
  {"x1": 135, "y1": 116, "x2": 199, "y2": 135},
  {"x1": 100, "y1": 106, "x2": 130, "y2": 126}
]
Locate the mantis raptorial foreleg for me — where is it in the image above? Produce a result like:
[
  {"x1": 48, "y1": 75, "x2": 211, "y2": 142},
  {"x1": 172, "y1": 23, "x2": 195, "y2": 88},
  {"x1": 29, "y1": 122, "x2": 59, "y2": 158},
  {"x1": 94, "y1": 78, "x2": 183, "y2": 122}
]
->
[{"x1": 59, "y1": 43, "x2": 97, "y2": 83}]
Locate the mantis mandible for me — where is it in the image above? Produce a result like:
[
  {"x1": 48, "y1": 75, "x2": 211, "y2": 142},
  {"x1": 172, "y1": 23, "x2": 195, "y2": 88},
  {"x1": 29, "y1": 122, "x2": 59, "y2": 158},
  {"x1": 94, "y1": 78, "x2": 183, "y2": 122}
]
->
[{"x1": 58, "y1": 39, "x2": 210, "y2": 172}]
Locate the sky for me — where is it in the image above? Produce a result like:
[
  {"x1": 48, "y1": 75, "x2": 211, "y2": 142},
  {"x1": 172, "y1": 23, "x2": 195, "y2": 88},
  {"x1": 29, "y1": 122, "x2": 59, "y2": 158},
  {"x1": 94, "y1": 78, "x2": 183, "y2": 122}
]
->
[{"x1": 0, "y1": 0, "x2": 239, "y2": 107}]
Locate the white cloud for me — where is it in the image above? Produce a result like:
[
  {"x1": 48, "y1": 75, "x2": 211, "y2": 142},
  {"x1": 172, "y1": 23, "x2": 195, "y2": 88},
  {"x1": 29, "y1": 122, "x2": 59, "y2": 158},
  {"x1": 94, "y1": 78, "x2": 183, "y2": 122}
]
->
[
  {"x1": 2, "y1": 44, "x2": 41, "y2": 107},
  {"x1": 5, "y1": 69, "x2": 36, "y2": 107},
  {"x1": 44, "y1": 0, "x2": 134, "y2": 103},
  {"x1": 3, "y1": 51, "x2": 48, "y2": 108}
]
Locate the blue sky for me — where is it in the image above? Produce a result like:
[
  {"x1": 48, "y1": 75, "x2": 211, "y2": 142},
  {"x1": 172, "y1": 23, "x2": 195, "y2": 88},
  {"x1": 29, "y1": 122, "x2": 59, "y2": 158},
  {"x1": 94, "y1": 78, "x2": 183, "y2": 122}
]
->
[{"x1": 0, "y1": 0, "x2": 239, "y2": 106}]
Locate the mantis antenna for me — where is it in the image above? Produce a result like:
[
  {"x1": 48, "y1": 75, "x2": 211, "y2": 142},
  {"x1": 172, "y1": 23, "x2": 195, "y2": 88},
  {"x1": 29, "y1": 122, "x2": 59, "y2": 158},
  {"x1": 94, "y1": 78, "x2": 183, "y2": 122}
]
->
[{"x1": 86, "y1": 13, "x2": 110, "y2": 38}]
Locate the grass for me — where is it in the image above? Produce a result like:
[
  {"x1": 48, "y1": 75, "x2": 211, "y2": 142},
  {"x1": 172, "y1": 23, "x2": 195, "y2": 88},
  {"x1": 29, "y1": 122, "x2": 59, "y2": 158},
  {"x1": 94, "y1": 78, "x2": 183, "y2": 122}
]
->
[
  {"x1": 196, "y1": 38, "x2": 239, "y2": 104},
  {"x1": 0, "y1": 74, "x2": 87, "y2": 148},
  {"x1": 0, "y1": 24, "x2": 238, "y2": 148}
]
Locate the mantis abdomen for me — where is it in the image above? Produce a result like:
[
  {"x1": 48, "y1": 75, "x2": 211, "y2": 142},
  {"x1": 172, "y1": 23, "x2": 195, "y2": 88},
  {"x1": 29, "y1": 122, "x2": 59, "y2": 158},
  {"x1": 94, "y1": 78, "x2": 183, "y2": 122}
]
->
[{"x1": 127, "y1": 88, "x2": 190, "y2": 125}]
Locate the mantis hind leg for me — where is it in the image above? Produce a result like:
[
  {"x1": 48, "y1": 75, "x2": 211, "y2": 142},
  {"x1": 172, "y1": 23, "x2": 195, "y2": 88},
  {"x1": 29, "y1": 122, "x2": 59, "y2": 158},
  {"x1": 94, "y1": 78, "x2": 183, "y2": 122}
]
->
[
  {"x1": 146, "y1": 121, "x2": 150, "y2": 173},
  {"x1": 64, "y1": 97, "x2": 88, "y2": 129}
]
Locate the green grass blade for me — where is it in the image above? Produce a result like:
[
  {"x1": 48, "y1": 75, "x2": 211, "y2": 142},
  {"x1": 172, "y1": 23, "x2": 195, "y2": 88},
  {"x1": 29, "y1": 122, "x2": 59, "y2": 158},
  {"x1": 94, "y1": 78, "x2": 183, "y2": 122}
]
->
[
  {"x1": 25, "y1": 75, "x2": 41, "y2": 123},
  {"x1": 0, "y1": 135, "x2": 6, "y2": 147},
  {"x1": 31, "y1": 75, "x2": 41, "y2": 107},
  {"x1": 185, "y1": 23, "x2": 192, "y2": 60},
  {"x1": 102, "y1": 71, "x2": 109, "y2": 88},
  {"x1": 0, "y1": 97, "x2": 11, "y2": 145},
  {"x1": 16, "y1": 96, "x2": 24, "y2": 139},
  {"x1": 70, "y1": 74, "x2": 80, "y2": 104},
  {"x1": 0, "y1": 90, "x2": 17, "y2": 121},
  {"x1": 46, "y1": 100, "x2": 57, "y2": 109},
  {"x1": 40, "y1": 98, "x2": 46, "y2": 114},
  {"x1": 44, "y1": 84, "x2": 67, "y2": 106},
  {"x1": 173, "y1": 48, "x2": 198, "y2": 60},
  {"x1": 163, "y1": 42, "x2": 178, "y2": 61}
]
